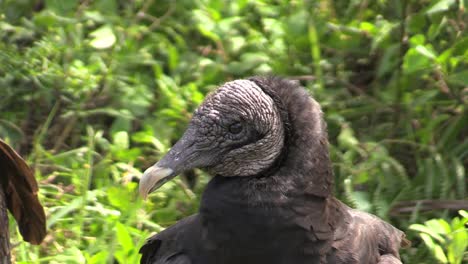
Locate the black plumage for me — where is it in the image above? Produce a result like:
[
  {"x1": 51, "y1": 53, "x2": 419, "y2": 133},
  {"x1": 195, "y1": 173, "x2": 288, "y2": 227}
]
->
[{"x1": 139, "y1": 77, "x2": 409, "y2": 264}]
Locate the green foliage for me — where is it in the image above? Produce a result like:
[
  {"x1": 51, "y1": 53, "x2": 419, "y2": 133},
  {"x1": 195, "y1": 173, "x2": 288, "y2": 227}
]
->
[
  {"x1": 410, "y1": 210, "x2": 468, "y2": 264},
  {"x1": 0, "y1": 0, "x2": 466, "y2": 263}
]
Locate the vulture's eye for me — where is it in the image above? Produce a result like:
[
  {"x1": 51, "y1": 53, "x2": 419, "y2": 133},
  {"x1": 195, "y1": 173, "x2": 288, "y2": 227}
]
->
[{"x1": 228, "y1": 122, "x2": 243, "y2": 134}]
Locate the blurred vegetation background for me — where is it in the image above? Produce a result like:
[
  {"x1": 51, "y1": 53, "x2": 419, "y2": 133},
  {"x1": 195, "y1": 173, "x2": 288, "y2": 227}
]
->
[{"x1": 0, "y1": 0, "x2": 467, "y2": 263}]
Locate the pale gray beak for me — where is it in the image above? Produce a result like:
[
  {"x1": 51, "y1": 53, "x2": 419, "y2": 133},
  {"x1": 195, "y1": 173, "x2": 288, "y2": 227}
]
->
[
  {"x1": 139, "y1": 126, "x2": 220, "y2": 199},
  {"x1": 139, "y1": 165, "x2": 175, "y2": 200},
  {"x1": 139, "y1": 127, "x2": 203, "y2": 200}
]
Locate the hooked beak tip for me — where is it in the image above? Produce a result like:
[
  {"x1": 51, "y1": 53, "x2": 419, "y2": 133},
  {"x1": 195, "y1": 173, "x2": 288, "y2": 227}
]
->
[{"x1": 139, "y1": 165, "x2": 174, "y2": 200}]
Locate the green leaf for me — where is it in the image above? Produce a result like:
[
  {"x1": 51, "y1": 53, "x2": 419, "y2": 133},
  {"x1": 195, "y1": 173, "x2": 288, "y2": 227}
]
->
[
  {"x1": 415, "y1": 45, "x2": 437, "y2": 59},
  {"x1": 403, "y1": 48, "x2": 433, "y2": 74},
  {"x1": 447, "y1": 70, "x2": 468, "y2": 86},
  {"x1": 419, "y1": 233, "x2": 448, "y2": 263},
  {"x1": 112, "y1": 131, "x2": 129, "y2": 150},
  {"x1": 89, "y1": 25, "x2": 116, "y2": 49},
  {"x1": 426, "y1": 0, "x2": 456, "y2": 15},
  {"x1": 338, "y1": 126, "x2": 359, "y2": 149},
  {"x1": 409, "y1": 34, "x2": 426, "y2": 46},
  {"x1": 45, "y1": 0, "x2": 78, "y2": 14},
  {"x1": 459, "y1": 210, "x2": 468, "y2": 219},
  {"x1": 193, "y1": 9, "x2": 220, "y2": 42},
  {"x1": 359, "y1": 22, "x2": 376, "y2": 35},
  {"x1": 115, "y1": 222, "x2": 133, "y2": 253},
  {"x1": 449, "y1": 223, "x2": 468, "y2": 264},
  {"x1": 425, "y1": 219, "x2": 451, "y2": 234},
  {"x1": 409, "y1": 223, "x2": 446, "y2": 243},
  {"x1": 107, "y1": 186, "x2": 131, "y2": 211},
  {"x1": 86, "y1": 251, "x2": 108, "y2": 264}
]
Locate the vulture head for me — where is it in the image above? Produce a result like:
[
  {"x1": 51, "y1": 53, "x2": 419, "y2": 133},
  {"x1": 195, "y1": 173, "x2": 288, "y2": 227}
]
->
[{"x1": 140, "y1": 76, "x2": 332, "y2": 199}]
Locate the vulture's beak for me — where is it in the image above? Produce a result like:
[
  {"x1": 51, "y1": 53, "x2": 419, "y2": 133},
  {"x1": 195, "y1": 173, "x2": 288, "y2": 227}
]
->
[
  {"x1": 139, "y1": 165, "x2": 175, "y2": 200},
  {"x1": 139, "y1": 128, "x2": 202, "y2": 200}
]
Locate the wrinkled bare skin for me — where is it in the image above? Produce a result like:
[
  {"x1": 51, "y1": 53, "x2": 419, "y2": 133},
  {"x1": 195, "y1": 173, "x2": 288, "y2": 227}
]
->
[{"x1": 191, "y1": 80, "x2": 284, "y2": 177}]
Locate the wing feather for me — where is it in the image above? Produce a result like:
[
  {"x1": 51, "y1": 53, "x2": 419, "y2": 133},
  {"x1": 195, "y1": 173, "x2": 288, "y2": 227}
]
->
[
  {"x1": 330, "y1": 203, "x2": 407, "y2": 263},
  {"x1": 0, "y1": 139, "x2": 46, "y2": 244},
  {"x1": 140, "y1": 215, "x2": 199, "y2": 264}
]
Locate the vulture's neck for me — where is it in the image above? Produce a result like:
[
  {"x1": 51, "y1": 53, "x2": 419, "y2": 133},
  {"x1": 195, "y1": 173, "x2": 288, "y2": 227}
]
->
[
  {"x1": 278, "y1": 87, "x2": 334, "y2": 198},
  {"x1": 251, "y1": 77, "x2": 335, "y2": 198}
]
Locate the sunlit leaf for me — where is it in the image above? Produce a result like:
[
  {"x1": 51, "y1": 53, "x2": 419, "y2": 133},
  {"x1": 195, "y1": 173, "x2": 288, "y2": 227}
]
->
[
  {"x1": 409, "y1": 223, "x2": 446, "y2": 243},
  {"x1": 89, "y1": 25, "x2": 116, "y2": 49},
  {"x1": 112, "y1": 131, "x2": 129, "y2": 150},
  {"x1": 415, "y1": 45, "x2": 437, "y2": 59},
  {"x1": 403, "y1": 48, "x2": 433, "y2": 74},
  {"x1": 426, "y1": 0, "x2": 456, "y2": 15}
]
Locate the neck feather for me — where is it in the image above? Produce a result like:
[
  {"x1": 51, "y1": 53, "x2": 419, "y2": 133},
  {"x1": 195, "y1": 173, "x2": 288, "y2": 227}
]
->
[{"x1": 250, "y1": 77, "x2": 333, "y2": 197}]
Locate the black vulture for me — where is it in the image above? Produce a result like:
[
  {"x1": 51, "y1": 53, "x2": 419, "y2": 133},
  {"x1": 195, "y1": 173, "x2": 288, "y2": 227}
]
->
[
  {"x1": 0, "y1": 139, "x2": 46, "y2": 263},
  {"x1": 139, "y1": 77, "x2": 409, "y2": 264}
]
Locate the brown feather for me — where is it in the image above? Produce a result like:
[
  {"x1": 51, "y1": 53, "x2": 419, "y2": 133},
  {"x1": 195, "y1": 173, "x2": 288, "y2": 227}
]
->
[{"x1": 0, "y1": 139, "x2": 46, "y2": 245}]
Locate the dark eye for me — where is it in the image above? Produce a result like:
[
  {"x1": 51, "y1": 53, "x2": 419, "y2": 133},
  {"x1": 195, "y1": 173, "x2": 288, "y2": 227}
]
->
[{"x1": 228, "y1": 122, "x2": 243, "y2": 134}]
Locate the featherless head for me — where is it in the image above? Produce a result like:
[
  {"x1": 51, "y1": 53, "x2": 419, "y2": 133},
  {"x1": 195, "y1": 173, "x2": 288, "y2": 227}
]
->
[{"x1": 139, "y1": 79, "x2": 286, "y2": 199}]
